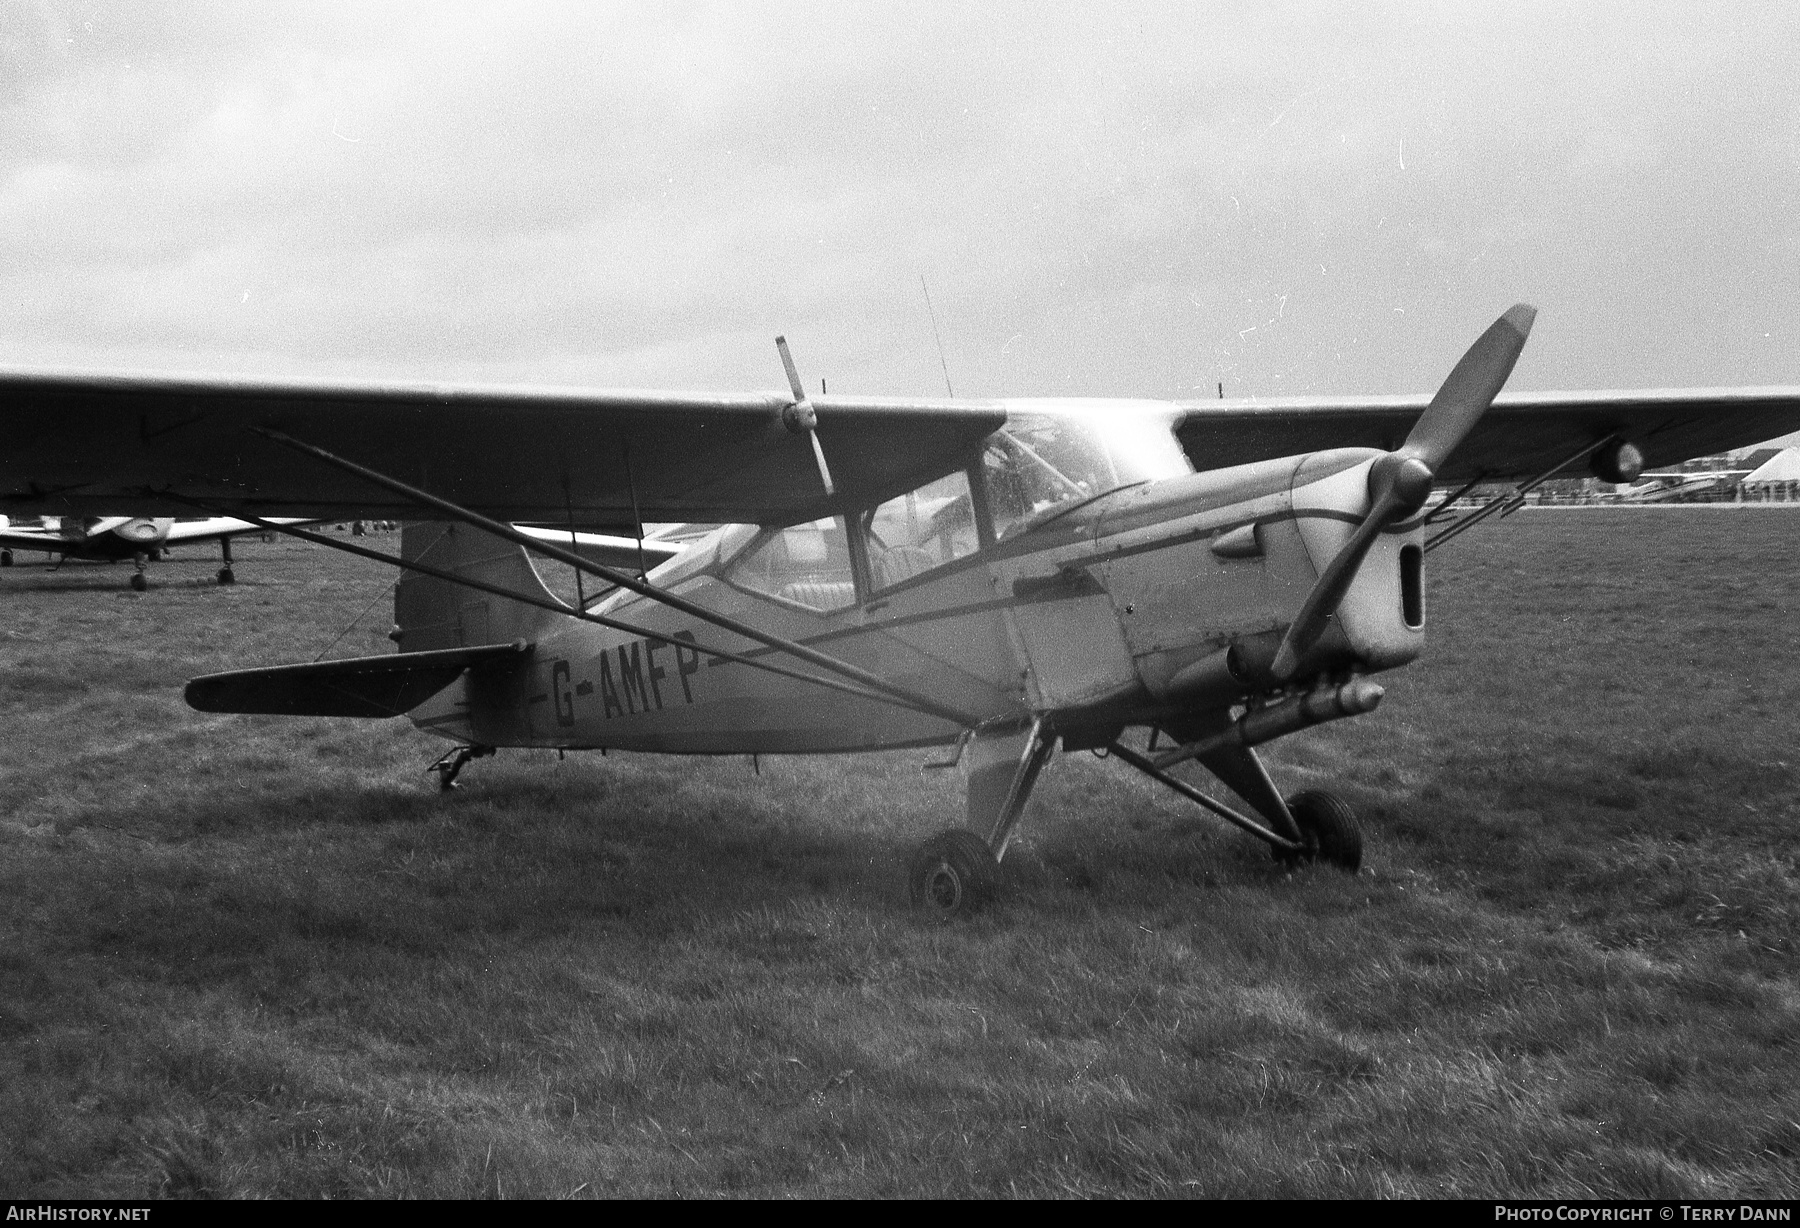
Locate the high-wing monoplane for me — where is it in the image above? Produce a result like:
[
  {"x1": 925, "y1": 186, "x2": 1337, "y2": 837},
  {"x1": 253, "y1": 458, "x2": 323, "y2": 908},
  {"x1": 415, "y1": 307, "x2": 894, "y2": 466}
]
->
[
  {"x1": 0, "y1": 514, "x2": 322, "y2": 588},
  {"x1": 3, "y1": 306, "x2": 1797, "y2": 914}
]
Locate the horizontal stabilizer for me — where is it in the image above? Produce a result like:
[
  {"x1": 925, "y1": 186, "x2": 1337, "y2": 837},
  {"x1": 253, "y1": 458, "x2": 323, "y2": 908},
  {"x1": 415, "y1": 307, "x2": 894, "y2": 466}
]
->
[{"x1": 185, "y1": 641, "x2": 530, "y2": 718}]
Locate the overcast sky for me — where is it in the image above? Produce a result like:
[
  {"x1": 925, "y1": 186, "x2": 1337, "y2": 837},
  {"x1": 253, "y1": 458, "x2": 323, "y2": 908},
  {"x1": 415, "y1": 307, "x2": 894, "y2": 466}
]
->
[{"x1": 3, "y1": 1, "x2": 1796, "y2": 413}]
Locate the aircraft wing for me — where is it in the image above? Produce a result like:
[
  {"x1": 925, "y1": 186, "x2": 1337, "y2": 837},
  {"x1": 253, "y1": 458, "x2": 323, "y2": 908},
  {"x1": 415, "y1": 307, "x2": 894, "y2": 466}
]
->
[
  {"x1": 161, "y1": 516, "x2": 325, "y2": 545},
  {"x1": 4, "y1": 369, "x2": 1795, "y2": 524},
  {"x1": 1175, "y1": 388, "x2": 1800, "y2": 483},
  {"x1": 0, "y1": 368, "x2": 1005, "y2": 525},
  {"x1": 0, "y1": 526, "x2": 70, "y2": 552}
]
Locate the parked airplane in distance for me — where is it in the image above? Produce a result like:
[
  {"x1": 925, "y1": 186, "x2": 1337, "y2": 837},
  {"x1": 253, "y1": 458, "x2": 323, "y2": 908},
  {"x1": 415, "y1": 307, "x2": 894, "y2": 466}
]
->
[{"x1": 0, "y1": 515, "x2": 320, "y2": 589}]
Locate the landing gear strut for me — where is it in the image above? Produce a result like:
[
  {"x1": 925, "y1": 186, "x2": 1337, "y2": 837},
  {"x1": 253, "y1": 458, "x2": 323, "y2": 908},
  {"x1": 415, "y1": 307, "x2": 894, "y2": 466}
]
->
[
  {"x1": 130, "y1": 551, "x2": 148, "y2": 591},
  {"x1": 909, "y1": 718, "x2": 1055, "y2": 919},
  {"x1": 1109, "y1": 736, "x2": 1361, "y2": 872},
  {"x1": 218, "y1": 536, "x2": 235, "y2": 585},
  {"x1": 428, "y1": 744, "x2": 493, "y2": 790}
]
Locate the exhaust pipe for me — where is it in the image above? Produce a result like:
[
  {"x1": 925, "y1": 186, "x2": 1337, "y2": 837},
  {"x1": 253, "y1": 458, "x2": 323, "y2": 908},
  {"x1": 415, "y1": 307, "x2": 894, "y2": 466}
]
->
[
  {"x1": 1152, "y1": 677, "x2": 1385, "y2": 771},
  {"x1": 1162, "y1": 634, "x2": 1282, "y2": 704}
]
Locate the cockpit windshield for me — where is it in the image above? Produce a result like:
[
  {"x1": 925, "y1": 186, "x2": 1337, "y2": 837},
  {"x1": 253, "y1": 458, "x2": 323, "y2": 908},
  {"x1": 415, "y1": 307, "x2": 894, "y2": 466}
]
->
[{"x1": 982, "y1": 410, "x2": 1190, "y2": 539}]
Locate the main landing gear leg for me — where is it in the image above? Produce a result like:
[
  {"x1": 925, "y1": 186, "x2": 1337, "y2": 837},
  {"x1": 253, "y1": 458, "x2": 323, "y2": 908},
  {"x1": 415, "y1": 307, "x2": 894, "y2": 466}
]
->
[
  {"x1": 1108, "y1": 733, "x2": 1361, "y2": 872},
  {"x1": 218, "y1": 536, "x2": 236, "y2": 585},
  {"x1": 429, "y1": 744, "x2": 494, "y2": 790},
  {"x1": 130, "y1": 551, "x2": 148, "y2": 591},
  {"x1": 910, "y1": 718, "x2": 1056, "y2": 919}
]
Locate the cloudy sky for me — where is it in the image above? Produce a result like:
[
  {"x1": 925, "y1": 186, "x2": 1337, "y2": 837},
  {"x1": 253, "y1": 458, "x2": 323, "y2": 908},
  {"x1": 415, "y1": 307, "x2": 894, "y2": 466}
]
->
[{"x1": 3, "y1": 1, "x2": 1796, "y2": 411}]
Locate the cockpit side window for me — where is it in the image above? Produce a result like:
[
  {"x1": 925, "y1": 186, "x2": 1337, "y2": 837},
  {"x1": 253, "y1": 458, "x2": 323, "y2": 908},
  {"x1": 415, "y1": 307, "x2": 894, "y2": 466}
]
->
[
  {"x1": 982, "y1": 417, "x2": 1115, "y2": 540},
  {"x1": 863, "y1": 469, "x2": 979, "y2": 592},
  {"x1": 726, "y1": 517, "x2": 856, "y2": 612},
  {"x1": 981, "y1": 411, "x2": 1189, "y2": 540}
]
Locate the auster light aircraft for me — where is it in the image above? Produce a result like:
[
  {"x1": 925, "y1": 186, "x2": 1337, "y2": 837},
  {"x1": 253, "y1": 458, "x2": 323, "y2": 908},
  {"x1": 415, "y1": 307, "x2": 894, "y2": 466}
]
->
[
  {"x1": 0, "y1": 514, "x2": 323, "y2": 588},
  {"x1": 3, "y1": 305, "x2": 1798, "y2": 915}
]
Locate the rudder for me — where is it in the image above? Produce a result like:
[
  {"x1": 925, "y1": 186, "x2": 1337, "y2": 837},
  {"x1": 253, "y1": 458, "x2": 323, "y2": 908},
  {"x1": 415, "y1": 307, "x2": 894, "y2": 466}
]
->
[{"x1": 392, "y1": 521, "x2": 563, "y2": 652}]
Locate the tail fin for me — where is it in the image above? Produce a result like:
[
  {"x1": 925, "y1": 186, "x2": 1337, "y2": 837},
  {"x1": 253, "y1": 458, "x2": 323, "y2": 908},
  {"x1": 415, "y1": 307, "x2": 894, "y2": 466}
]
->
[{"x1": 392, "y1": 521, "x2": 562, "y2": 652}]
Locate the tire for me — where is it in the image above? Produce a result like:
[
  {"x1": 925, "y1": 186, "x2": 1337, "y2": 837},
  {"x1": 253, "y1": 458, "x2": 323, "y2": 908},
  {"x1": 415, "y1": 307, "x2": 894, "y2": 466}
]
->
[
  {"x1": 129, "y1": 572, "x2": 148, "y2": 592},
  {"x1": 1281, "y1": 790, "x2": 1363, "y2": 873},
  {"x1": 218, "y1": 566, "x2": 236, "y2": 585},
  {"x1": 908, "y1": 829, "x2": 999, "y2": 918}
]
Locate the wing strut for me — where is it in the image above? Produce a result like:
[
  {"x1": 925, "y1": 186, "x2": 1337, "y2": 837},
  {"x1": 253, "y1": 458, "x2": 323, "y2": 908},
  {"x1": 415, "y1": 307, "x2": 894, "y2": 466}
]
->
[
  {"x1": 167, "y1": 499, "x2": 944, "y2": 718},
  {"x1": 1423, "y1": 432, "x2": 1622, "y2": 553},
  {"x1": 244, "y1": 430, "x2": 987, "y2": 728}
]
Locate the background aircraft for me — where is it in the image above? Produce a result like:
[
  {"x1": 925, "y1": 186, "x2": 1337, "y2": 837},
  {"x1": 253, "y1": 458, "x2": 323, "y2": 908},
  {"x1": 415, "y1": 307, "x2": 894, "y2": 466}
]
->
[
  {"x1": 1, "y1": 308, "x2": 1796, "y2": 914},
  {"x1": 0, "y1": 514, "x2": 328, "y2": 589}
]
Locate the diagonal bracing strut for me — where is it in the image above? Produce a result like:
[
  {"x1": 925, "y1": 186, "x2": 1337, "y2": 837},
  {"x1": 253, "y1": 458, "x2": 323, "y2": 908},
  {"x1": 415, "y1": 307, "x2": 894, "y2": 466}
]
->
[
  {"x1": 1105, "y1": 739, "x2": 1304, "y2": 853},
  {"x1": 248, "y1": 428, "x2": 989, "y2": 727}
]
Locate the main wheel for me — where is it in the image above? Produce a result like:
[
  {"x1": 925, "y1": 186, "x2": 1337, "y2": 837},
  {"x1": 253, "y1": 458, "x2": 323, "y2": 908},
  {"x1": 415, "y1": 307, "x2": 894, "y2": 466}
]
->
[
  {"x1": 1280, "y1": 790, "x2": 1363, "y2": 873},
  {"x1": 909, "y1": 829, "x2": 999, "y2": 918},
  {"x1": 2, "y1": 549, "x2": 13, "y2": 566},
  {"x1": 218, "y1": 566, "x2": 236, "y2": 585},
  {"x1": 129, "y1": 572, "x2": 148, "y2": 592}
]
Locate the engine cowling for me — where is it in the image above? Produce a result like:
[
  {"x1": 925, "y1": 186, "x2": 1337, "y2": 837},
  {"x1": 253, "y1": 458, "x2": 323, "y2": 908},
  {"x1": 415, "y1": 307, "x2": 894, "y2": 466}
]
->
[{"x1": 111, "y1": 518, "x2": 173, "y2": 546}]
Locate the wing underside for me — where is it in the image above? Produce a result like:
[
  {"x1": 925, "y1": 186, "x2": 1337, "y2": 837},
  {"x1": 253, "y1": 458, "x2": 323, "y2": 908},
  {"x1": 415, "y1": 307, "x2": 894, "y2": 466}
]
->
[
  {"x1": 0, "y1": 369, "x2": 1005, "y2": 525},
  {"x1": 1, "y1": 368, "x2": 1795, "y2": 523},
  {"x1": 1175, "y1": 388, "x2": 1800, "y2": 483}
]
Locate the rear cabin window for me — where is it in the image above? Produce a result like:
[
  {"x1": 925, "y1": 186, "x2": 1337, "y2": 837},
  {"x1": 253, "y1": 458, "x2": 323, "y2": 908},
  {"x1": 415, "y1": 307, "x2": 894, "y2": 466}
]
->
[
  {"x1": 727, "y1": 517, "x2": 856, "y2": 612},
  {"x1": 863, "y1": 470, "x2": 980, "y2": 592}
]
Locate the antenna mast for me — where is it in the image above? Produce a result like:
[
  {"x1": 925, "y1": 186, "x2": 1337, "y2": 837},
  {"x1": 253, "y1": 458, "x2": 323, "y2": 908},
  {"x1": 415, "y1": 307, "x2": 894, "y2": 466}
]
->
[{"x1": 920, "y1": 275, "x2": 955, "y2": 397}]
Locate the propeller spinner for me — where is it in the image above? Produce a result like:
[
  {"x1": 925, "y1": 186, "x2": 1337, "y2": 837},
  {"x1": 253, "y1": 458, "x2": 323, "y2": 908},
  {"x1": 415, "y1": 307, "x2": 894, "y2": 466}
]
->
[{"x1": 1269, "y1": 304, "x2": 1537, "y2": 682}]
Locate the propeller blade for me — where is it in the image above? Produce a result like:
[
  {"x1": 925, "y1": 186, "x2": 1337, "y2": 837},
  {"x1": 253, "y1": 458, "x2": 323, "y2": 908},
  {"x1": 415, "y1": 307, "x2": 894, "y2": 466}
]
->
[
  {"x1": 1402, "y1": 303, "x2": 1535, "y2": 472},
  {"x1": 776, "y1": 335, "x2": 807, "y2": 404},
  {"x1": 1269, "y1": 304, "x2": 1536, "y2": 681},
  {"x1": 809, "y1": 430, "x2": 837, "y2": 497}
]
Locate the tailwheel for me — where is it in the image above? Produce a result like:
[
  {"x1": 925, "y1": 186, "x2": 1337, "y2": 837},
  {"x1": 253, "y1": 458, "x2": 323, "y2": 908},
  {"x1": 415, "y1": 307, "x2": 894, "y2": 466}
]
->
[
  {"x1": 909, "y1": 829, "x2": 999, "y2": 919},
  {"x1": 1278, "y1": 790, "x2": 1363, "y2": 872},
  {"x1": 428, "y1": 743, "x2": 493, "y2": 790}
]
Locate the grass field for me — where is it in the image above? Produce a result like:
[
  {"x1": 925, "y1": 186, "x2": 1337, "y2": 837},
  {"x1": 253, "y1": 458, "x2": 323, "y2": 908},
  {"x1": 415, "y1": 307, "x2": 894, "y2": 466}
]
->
[{"x1": 2, "y1": 512, "x2": 1798, "y2": 1198}]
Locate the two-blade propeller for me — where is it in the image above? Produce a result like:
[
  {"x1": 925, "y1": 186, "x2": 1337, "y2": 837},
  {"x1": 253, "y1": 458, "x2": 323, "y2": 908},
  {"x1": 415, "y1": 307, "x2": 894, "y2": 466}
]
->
[
  {"x1": 776, "y1": 336, "x2": 837, "y2": 497},
  {"x1": 1268, "y1": 304, "x2": 1537, "y2": 682}
]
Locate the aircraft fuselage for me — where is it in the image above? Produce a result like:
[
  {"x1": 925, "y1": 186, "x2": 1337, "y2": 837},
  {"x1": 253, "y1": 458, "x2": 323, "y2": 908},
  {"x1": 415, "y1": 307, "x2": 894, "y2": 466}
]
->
[{"x1": 406, "y1": 417, "x2": 1425, "y2": 755}]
